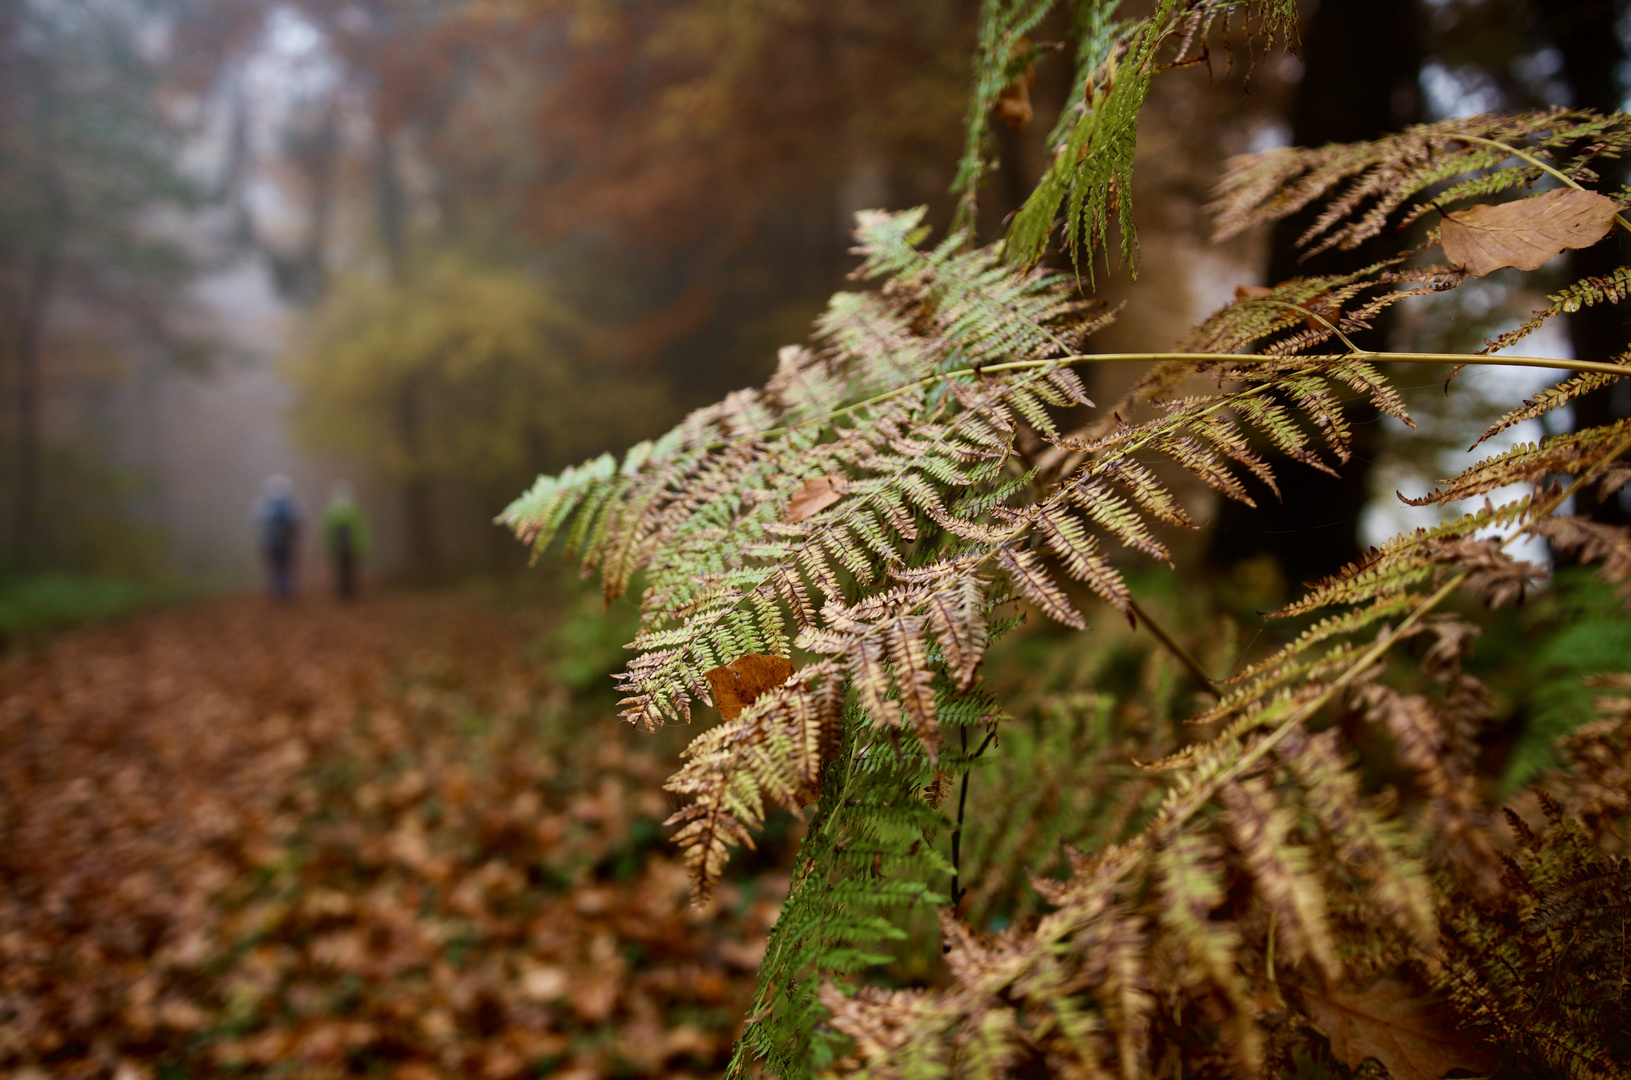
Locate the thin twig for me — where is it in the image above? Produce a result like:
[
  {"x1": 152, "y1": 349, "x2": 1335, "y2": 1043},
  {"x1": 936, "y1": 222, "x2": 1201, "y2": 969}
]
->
[
  {"x1": 1127, "y1": 593, "x2": 1219, "y2": 696},
  {"x1": 950, "y1": 725, "x2": 997, "y2": 911}
]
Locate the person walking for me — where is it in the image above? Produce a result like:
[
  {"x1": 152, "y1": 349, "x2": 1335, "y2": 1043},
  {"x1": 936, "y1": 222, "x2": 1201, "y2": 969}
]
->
[
  {"x1": 321, "y1": 482, "x2": 371, "y2": 601},
  {"x1": 254, "y1": 475, "x2": 302, "y2": 600}
]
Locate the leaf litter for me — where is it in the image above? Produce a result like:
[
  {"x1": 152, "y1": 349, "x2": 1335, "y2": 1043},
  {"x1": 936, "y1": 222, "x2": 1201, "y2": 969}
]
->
[{"x1": 0, "y1": 595, "x2": 784, "y2": 1079}]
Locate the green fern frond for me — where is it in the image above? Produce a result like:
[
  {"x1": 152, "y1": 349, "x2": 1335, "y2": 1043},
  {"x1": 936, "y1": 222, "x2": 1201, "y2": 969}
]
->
[{"x1": 1004, "y1": 0, "x2": 1171, "y2": 270}]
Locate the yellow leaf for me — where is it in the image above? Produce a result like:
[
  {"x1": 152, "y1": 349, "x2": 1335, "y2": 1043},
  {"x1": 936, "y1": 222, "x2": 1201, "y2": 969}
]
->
[{"x1": 1440, "y1": 188, "x2": 1619, "y2": 276}]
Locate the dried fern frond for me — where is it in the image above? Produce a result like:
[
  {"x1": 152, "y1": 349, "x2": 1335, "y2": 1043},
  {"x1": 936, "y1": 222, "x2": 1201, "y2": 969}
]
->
[
  {"x1": 1182, "y1": 259, "x2": 1460, "y2": 359},
  {"x1": 1475, "y1": 357, "x2": 1631, "y2": 448},
  {"x1": 1437, "y1": 803, "x2": 1631, "y2": 1079},
  {"x1": 1552, "y1": 673, "x2": 1631, "y2": 836},
  {"x1": 1210, "y1": 109, "x2": 1631, "y2": 256},
  {"x1": 1403, "y1": 417, "x2": 1631, "y2": 507},
  {"x1": 504, "y1": 207, "x2": 1107, "y2": 738},
  {"x1": 1482, "y1": 266, "x2": 1631, "y2": 356}
]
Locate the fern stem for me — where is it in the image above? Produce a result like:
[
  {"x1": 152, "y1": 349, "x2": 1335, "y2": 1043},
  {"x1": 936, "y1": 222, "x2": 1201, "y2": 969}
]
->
[
  {"x1": 985, "y1": 350, "x2": 1629, "y2": 381},
  {"x1": 950, "y1": 724, "x2": 996, "y2": 911},
  {"x1": 1126, "y1": 593, "x2": 1219, "y2": 695},
  {"x1": 1234, "y1": 298, "x2": 1363, "y2": 355},
  {"x1": 1451, "y1": 133, "x2": 1631, "y2": 236},
  {"x1": 753, "y1": 350, "x2": 1624, "y2": 441}
]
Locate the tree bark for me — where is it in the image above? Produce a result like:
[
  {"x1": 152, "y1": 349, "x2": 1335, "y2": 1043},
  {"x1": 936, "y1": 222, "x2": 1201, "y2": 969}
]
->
[
  {"x1": 1537, "y1": 0, "x2": 1630, "y2": 526},
  {"x1": 1207, "y1": 0, "x2": 1425, "y2": 588},
  {"x1": 11, "y1": 234, "x2": 61, "y2": 570}
]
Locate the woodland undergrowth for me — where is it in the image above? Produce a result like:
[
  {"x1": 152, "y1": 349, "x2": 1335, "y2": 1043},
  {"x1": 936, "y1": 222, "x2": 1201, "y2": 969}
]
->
[{"x1": 504, "y1": 1, "x2": 1631, "y2": 1077}]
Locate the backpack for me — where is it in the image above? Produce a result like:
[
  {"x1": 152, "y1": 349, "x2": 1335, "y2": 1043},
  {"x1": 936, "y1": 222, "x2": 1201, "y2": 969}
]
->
[{"x1": 264, "y1": 495, "x2": 298, "y2": 558}]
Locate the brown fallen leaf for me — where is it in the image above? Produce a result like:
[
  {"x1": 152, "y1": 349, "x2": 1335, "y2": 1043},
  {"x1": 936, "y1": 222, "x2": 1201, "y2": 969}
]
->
[
  {"x1": 1305, "y1": 978, "x2": 1500, "y2": 1080},
  {"x1": 1441, "y1": 188, "x2": 1620, "y2": 276},
  {"x1": 994, "y1": 68, "x2": 1034, "y2": 131},
  {"x1": 787, "y1": 475, "x2": 846, "y2": 523},
  {"x1": 704, "y1": 654, "x2": 794, "y2": 720}
]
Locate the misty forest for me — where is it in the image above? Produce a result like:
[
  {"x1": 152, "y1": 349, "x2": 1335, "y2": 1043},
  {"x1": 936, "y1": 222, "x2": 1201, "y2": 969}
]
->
[{"x1": 3, "y1": 1, "x2": 1631, "y2": 1078}]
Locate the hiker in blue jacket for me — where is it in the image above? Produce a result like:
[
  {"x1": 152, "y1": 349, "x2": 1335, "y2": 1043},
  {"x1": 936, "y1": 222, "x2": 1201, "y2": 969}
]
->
[{"x1": 255, "y1": 475, "x2": 302, "y2": 600}]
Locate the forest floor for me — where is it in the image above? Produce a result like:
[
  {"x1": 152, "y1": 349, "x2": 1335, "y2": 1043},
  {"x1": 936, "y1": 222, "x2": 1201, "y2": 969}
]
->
[{"x1": 0, "y1": 590, "x2": 786, "y2": 1080}]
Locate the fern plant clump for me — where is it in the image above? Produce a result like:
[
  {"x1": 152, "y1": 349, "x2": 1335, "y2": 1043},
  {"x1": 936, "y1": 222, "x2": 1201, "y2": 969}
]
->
[{"x1": 504, "y1": 2, "x2": 1631, "y2": 1076}]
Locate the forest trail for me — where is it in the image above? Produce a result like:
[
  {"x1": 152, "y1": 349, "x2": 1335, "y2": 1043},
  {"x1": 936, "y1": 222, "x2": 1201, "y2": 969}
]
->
[{"x1": 0, "y1": 595, "x2": 776, "y2": 1080}]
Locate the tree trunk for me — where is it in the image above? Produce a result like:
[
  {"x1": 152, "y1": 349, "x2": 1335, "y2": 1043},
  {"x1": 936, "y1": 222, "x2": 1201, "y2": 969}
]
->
[
  {"x1": 374, "y1": 125, "x2": 407, "y2": 285},
  {"x1": 1538, "y1": 0, "x2": 1630, "y2": 527},
  {"x1": 9, "y1": 184, "x2": 65, "y2": 572},
  {"x1": 1206, "y1": 0, "x2": 1424, "y2": 588}
]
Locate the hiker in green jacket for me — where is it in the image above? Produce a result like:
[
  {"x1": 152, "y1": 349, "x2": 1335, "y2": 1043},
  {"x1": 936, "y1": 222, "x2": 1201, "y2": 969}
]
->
[{"x1": 321, "y1": 483, "x2": 371, "y2": 600}]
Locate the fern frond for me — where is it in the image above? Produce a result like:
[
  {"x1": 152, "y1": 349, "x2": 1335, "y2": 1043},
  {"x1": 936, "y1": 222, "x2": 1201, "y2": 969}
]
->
[
  {"x1": 998, "y1": 546, "x2": 1087, "y2": 629},
  {"x1": 1210, "y1": 109, "x2": 1631, "y2": 255},
  {"x1": 1531, "y1": 517, "x2": 1631, "y2": 600},
  {"x1": 1404, "y1": 417, "x2": 1631, "y2": 507},
  {"x1": 1155, "y1": 833, "x2": 1263, "y2": 1071},
  {"x1": 1274, "y1": 725, "x2": 1438, "y2": 946},
  {"x1": 1220, "y1": 776, "x2": 1340, "y2": 979},
  {"x1": 1000, "y1": 0, "x2": 1298, "y2": 270},
  {"x1": 1004, "y1": 0, "x2": 1170, "y2": 270},
  {"x1": 664, "y1": 664, "x2": 840, "y2": 900},
  {"x1": 1483, "y1": 267, "x2": 1631, "y2": 355},
  {"x1": 1475, "y1": 366, "x2": 1630, "y2": 450}
]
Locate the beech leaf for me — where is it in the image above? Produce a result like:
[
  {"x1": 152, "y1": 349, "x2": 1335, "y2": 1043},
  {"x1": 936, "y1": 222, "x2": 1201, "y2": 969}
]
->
[
  {"x1": 787, "y1": 475, "x2": 846, "y2": 523},
  {"x1": 994, "y1": 68, "x2": 1034, "y2": 131},
  {"x1": 1440, "y1": 188, "x2": 1619, "y2": 276},
  {"x1": 1306, "y1": 979, "x2": 1500, "y2": 1080},
  {"x1": 704, "y1": 654, "x2": 794, "y2": 720}
]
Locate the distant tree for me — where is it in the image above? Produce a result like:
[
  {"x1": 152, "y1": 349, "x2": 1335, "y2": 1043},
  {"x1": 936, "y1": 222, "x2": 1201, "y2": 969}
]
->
[
  {"x1": 1536, "y1": 0, "x2": 1631, "y2": 525},
  {"x1": 0, "y1": 0, "x2": 201, "y2": 572},
  {"x1": 1208, "y1": 0, "x2": 1424, "y2": 586},
  {"x1": 285, "y1": 258, "x2": 664, "y2": 577}
]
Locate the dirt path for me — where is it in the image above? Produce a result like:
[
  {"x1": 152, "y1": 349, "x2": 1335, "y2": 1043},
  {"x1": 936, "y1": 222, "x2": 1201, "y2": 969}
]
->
[{"x1": 0, "y1": 595, "x2": 775, "y2": 1080}]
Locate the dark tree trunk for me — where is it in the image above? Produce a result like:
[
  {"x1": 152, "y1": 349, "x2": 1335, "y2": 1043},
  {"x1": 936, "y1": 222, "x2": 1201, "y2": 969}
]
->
[
  {"x1": 1538, "y1": 0, "x2": 1630, "y2": 526},
  {"x1": 1207, "y1": 0, "x2": 1424, "y2": 588},
  {"x1": 374, "y1": 125, "x2": 407, "y2": 285},
  {"x1": 11, "y1": 236, "x2": 60, "y2": 571}
]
